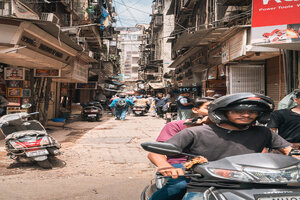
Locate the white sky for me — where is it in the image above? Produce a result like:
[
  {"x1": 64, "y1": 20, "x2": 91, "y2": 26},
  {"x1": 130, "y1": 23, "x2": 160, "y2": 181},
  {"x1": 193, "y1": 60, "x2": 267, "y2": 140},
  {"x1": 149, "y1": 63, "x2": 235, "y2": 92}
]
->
[{"x1": 113, "y1": 0, "x2": 152, "y2": 27}]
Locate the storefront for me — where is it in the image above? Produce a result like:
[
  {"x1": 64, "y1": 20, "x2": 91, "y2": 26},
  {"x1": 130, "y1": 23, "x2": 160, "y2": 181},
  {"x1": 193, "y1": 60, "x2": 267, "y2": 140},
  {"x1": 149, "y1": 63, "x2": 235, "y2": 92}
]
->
[{"x1": 0, "y1": 17, "x2": 85, "y2": 120}]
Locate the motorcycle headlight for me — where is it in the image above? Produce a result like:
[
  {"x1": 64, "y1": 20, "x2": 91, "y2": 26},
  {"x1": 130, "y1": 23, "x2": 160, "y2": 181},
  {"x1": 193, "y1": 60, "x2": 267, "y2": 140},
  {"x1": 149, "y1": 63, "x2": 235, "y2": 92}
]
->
[
  {"x1": 9, "y1": 141, "x2": 24, "y2": 149},
  {"x1": 208, "y1": 168, "x2": 253, "y2": 182},
  {"x1": 243, "y1": 165, "x2": 300, "y2": 183},
  {"x1": 208, "y1": 165, "x2": 300, "y2": 184}
]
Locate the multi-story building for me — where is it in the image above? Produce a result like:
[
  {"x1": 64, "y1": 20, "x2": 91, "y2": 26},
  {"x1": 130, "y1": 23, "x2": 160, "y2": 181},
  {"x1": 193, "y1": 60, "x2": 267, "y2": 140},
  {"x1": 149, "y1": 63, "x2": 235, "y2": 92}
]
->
[
  {"x1": 115, "y1": 25, "x2": 147, "y2": 92},
  {"x1": 0, "y1": 0, "x2": 117, "y2": 123},
  {"x1": 138, "y1": 0, "x2": 174, "y2": 93},
  {"x1": 161, "y1": 0, "x2": 289, "y2": 106}
]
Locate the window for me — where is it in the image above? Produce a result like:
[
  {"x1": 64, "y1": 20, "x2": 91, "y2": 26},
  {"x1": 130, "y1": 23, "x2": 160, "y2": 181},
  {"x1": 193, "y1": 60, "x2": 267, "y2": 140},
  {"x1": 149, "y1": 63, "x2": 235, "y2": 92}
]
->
[
  {"x1": 132, "y1": 57, "x2": 139, "y2": 64},
  {"x1": 132, "y1": 67, "x2": 139, "y2": 73},
  {"x1": 0, "y1": 2, "x2": 4, "y2": 9}
]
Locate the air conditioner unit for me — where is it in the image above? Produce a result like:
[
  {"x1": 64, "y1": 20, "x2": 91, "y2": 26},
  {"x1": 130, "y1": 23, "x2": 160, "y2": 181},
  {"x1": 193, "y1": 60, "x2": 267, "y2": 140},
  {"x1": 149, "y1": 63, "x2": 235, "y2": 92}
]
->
[
  {"x1": 78, "y1": 37, "x2": 85, "y2": 43},
  {"x1": 41, "y1": 13, "x2": 60, "y2": 24}
]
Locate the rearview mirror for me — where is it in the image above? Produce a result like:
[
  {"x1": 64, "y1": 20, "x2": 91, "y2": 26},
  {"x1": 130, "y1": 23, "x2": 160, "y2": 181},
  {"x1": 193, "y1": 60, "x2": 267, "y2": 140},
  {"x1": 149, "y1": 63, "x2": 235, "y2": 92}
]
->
[
  {"x1": 141, "y1": 142, "x2": 183, "y2": 156},
  {"x1": 21, "y1": 103, "x2": 32, "y2": 109}
]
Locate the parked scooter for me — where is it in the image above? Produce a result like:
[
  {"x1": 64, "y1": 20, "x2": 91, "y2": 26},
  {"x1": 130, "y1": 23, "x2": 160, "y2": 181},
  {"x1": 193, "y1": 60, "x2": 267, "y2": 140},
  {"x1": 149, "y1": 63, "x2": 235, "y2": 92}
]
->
[
  {"x1": 0, "y1": 104, "x2": 61, "y2": 169},
  {"x1": 141, "y1": 142, "x2": 300, "y2": 200},
  {"x1": 132, "y1": 105, "x2": 149, "y2": 116},
  {"x1": 81, "y1": 101, "x2": 104, "y2": 121}
]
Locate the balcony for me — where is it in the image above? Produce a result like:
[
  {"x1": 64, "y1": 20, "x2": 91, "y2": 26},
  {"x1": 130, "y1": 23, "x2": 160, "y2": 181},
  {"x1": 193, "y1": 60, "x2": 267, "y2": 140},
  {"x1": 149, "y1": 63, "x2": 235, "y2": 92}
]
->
[{"x1": 153, "y1": 15, "x2": 163, "y2": 30}]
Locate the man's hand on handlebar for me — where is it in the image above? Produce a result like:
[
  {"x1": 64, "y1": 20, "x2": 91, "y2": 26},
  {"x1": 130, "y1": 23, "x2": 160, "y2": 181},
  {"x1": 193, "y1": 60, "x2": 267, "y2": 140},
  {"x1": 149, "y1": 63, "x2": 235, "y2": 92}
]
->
[{"x1": 158, "y1": 167, "x2": 185, "y2": 179}]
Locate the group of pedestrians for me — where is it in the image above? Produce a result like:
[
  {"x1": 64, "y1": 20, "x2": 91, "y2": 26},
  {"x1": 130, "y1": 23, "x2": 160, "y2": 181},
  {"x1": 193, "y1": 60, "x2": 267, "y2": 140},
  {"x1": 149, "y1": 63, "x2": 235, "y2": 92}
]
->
[{"x1": 146, "y1": 91, "x2": 300, "y2": 200}]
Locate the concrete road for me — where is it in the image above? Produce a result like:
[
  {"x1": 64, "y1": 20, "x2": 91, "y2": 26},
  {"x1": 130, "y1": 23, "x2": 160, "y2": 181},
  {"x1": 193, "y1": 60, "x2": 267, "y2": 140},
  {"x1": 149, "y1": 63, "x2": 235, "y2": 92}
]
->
[{"x1": 0, "y1": 114, "x2": 166, "y2": 200}]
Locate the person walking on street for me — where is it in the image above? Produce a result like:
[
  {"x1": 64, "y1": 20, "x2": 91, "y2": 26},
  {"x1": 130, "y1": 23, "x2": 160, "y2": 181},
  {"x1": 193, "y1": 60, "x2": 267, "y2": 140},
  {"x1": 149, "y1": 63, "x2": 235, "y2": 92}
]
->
[
  {"x1": 110, "y1": 94, "x2": 134, "y2": 120},
  {"x1": 147, "y1": 95, "x2": 156, "y2": 116},
  {"x1": 126, "y1": 94, "x2": 136, "y2": 114},
  {"x1": 268, "y1": 91, "x2": 300, "y2": 148},
  {"x1": 148, "y1": 97, "x2": 215, "y2": 200},
  {"x1": 154, "y1": 93, "x2": 170, "y2": 118},
  {"x1": 150, "y1": 93, "x2": 295, "y2": 199},
  {"x1": 176, "y1": 91, "x2": 194, "y2": 120}
]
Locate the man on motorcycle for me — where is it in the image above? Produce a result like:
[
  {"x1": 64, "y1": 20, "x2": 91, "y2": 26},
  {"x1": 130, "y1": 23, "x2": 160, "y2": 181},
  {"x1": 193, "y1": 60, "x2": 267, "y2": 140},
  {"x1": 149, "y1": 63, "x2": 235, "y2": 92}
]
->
[
  {"x1": 151, "y1": 93, "x2": 294, "y2": 200},
  {"x1": 148, "y1": 97, "x2": 215, "y2": 200},
  {"x1": 133, "y1": 96, "x2": 150, "y2": 109}
]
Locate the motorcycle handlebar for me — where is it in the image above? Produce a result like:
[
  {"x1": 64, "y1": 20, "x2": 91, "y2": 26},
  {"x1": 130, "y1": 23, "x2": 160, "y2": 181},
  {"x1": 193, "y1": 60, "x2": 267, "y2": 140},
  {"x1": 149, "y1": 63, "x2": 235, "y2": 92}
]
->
[{"x1": 155, "y1": 171, "x2": 203, "y2": 178}]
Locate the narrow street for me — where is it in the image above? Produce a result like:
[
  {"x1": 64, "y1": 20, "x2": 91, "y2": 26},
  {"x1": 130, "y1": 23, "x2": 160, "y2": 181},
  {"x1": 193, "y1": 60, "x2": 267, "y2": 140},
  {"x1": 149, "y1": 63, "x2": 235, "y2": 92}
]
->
[{"x1": 0, "y1": 114, "x2": 165, "y2": 200}]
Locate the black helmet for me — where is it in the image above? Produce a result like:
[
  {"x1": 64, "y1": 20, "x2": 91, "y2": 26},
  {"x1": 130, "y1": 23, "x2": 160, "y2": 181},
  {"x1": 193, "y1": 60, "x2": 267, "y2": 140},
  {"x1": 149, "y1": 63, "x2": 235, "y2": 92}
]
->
[{"x1": 208, "y1": 93, "x2": 274, "y2": 124}]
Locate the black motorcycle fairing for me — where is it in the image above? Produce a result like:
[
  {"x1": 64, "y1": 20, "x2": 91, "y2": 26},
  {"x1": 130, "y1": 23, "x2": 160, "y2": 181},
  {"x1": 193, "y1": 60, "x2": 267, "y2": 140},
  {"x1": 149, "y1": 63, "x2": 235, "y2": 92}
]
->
[
  {"x1": 191, "y1": 153, "x2": 300, "y2": 185},
  {"x1": 194, "y1": 153, "x2": 299, "y2": 172}
]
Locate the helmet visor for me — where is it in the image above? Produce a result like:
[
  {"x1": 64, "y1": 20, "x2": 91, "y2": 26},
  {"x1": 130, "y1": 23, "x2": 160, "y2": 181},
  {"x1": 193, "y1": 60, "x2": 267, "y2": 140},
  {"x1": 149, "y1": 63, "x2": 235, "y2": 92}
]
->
[{"x1": 221, "y1": 103, "x2": 268, "y2": 112}]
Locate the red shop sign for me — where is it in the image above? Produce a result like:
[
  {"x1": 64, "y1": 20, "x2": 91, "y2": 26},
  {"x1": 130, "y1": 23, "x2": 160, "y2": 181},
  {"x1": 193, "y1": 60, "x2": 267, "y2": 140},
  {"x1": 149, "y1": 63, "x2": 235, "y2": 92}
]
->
[{"x1": 252, "y1": 0, "x2": 300, "y2": 27}]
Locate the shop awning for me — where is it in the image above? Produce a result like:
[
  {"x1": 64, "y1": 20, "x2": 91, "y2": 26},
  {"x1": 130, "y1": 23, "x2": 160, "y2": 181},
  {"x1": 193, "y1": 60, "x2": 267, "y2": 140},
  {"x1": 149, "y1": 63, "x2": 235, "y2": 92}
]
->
[
  {"x1": 148, "y1": 82, "x2": 165, "y2": 89},
  {"x1": 169, "y1": 26, "x2": 249, "y2": 69},
  {"x1": 253, "y1": 42, "x2": 300, "y2": 51},
  {"x1": 0, "y1": 16, "x2": 86, "y2": 69},
  {"x1": 105, "y1": 80, "x2": 124, "y2": 86},
  {"x1": 172, "y1": 27, "x2": 231, "y2": 53}
]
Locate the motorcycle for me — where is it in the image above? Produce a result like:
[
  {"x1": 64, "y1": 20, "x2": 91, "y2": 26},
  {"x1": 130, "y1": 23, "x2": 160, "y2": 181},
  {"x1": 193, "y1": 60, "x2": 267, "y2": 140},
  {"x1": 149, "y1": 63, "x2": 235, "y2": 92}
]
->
[
  {"x1": 165, "y1": 102, "x2": 177, "y2": 123},
  {"x1": 81, "y1": 101, "x2": 104, "y2": 121},
  {"x1": 132, "y1": 105, "x2": 149, "y2": 116},
  {"x1": 0, "y1": 105, "x2": 61, "y2": 169},
  {"x1": 140, "y1": 142, "x2": 300, "y2": 200}
]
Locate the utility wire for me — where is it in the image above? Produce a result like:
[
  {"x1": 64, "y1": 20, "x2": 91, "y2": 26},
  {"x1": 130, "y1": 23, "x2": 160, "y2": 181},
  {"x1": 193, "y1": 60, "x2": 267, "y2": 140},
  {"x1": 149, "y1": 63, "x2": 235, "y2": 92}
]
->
[
  {"x1": 119, "y1": 0, "x2": 139, "y2": 24},
  {"x1": 114, "y1": 0, "x2": 151, "y2": 15}
]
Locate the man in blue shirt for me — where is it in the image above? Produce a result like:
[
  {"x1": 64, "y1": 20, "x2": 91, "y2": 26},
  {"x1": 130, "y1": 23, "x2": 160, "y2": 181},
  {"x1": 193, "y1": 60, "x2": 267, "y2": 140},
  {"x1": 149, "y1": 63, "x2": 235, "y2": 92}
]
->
[
  {"x1": 154, "y1": 93, "x2": 170, "y2": 118},
  {"x1": 176, "y1": 91, "x2": 194, "y2": 120},
  {"x1": 110, "y1": 94, "x2": 134, "y2": 120}
]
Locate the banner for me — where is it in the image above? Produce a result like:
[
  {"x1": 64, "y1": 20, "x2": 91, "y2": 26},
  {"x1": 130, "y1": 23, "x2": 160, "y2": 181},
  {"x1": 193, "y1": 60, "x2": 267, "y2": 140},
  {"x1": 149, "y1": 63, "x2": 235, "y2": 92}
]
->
[{"x1": 252, "y1": 0, "x2": 300, "y2": 27}]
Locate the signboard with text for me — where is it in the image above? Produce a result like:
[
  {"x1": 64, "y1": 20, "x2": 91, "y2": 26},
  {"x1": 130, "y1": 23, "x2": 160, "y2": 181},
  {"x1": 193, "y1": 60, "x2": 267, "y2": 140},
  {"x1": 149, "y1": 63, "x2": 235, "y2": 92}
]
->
[
  {"x1": 251, "y1": 0, "x2": 300, "y2": 46},
  {"x1": 252, "y1": 0, "x2": 300, "y2": 27}
]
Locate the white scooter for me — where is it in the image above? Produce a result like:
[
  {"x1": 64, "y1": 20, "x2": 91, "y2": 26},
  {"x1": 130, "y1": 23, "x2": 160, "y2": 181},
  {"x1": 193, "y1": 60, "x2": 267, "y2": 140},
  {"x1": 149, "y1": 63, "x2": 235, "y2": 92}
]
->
[{"x1": 0, "y1": 104, "x2": 61, "y2": 169}]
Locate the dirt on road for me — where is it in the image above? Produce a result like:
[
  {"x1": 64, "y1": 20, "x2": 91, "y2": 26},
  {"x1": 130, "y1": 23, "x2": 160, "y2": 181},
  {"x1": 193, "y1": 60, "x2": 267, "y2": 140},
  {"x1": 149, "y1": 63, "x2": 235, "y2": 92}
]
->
[{"x1": 0, "y1": 114, "x2": 165, "y2": 200}]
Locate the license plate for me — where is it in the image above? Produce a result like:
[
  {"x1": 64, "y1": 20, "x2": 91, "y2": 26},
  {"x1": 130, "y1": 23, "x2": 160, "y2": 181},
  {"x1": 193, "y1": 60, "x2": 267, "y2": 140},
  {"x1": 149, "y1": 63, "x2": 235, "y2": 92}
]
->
[
  {"x1": 88, "y1": 114, "x2": 97, "y2": 117},
  {"x1": 257, "y1": 196, "x2": 300, "y2": 200},
  {"x1": 135, "y1": 111, "x2": 141, "y2": 114},
  {"x1": 26, "y1": 149, "x2": 48, "y2": 157}
]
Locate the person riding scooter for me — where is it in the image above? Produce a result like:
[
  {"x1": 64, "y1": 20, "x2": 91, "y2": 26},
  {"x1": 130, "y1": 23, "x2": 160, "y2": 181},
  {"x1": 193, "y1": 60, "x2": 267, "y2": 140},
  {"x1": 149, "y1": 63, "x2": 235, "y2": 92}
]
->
[
  {"x1": 150, "y1": 93, "x2": 295, "y2": 199},
  {"x1": 148, "y1": 97, "x2": 215, "y2": 200},
  {"x1": 133, "y1": 96, "x2": 150, "y2": 116}
]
